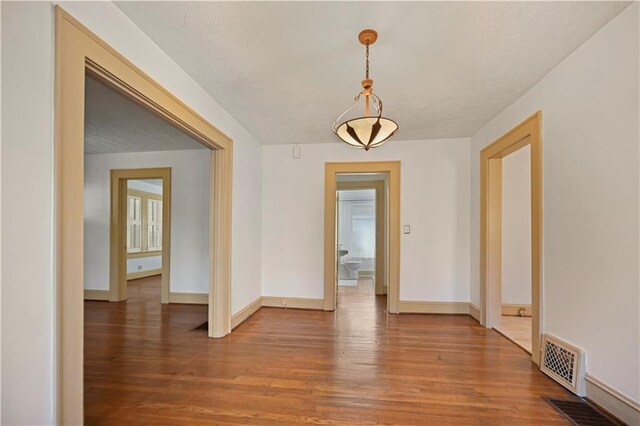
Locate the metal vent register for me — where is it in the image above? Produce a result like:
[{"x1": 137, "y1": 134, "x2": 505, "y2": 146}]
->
[
  {"x1": 541, "y1": 334, "x2": 586, "y2": 396},
  {"x1": 544, "y1": 398, "x2": 619, "y2": 426}
]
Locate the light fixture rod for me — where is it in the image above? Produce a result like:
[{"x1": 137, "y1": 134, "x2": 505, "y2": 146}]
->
[
  {"x1": 364, "y1": 40, "x2": 371, "y2": 116},
  {"x1": 365, "y1": 44, "x2": 370, "y2": 80}
]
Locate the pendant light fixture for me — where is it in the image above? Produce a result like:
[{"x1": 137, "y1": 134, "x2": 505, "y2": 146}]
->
[{"x1": 332, "y1": 29, "x2": 398, "y2": 151}]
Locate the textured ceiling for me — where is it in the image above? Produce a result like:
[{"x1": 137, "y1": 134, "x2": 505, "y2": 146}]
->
[
  {"x1": 115, "y1": 1, "x2": 629, "y2": 145},
  {"x1": 133, "y1": 179, "x2": 162, "y2": 188},
  {"x1": 84, "y1": 75, "x2": 207, "y2": 154}
]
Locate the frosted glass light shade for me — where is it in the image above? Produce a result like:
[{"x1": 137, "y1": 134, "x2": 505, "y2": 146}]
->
[{"x1": 335, "y1": 116, "x2": 398, "y2": 151}]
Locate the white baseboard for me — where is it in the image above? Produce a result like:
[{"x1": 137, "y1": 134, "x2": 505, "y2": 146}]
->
[
  {"x1": 585, "y1": 374, "x2": 640, "y2": 425},
  {"x1": 469, "y1": 304, "x2": 480, "y2": 321},
  {"x1": 398, "y1": 300, "x2": 471, "y2": 315},
  {"x1": 232, "y1": 296, "x2": 323, "y2": 328},
  {"x1": 259, "y1": 298, "x2": 479, "y2": 318},
  {"x1": 168, "y1": 292, "x2": 208, "y2": 304},
  {"x1": 502, "y1": 304, "x2": 532, "y2": 317},
  {"x1": 127, "y1": 268, "x2": 162, "y2": 280},
  {"x1": 85, "y1": 289, "x2": 207, "y2": 304},
  {"x1": 261, "y1": 296, "x2": 324, "y2": 310},
  {"x1": 84, "y1": 289, "x2": 110, "y2": 301},
  {"x1": 231, "y1": 297, "x2": 263, "y2": 329}
]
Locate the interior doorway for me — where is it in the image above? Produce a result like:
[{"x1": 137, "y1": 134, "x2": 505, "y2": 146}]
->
[
  {"x1": 480, "y1": 111, "x2": 542, "y2": 364},
  {"x1": 125, "y1": 179, "x2": 165, "y2": 282},
  {"x1": 82, "y1": 69, "x2": 216, "y2": 419},
  {"x1": 109, "y1": 170, "x2": 171, "y2": 303},
  {"x1": 493, "y1": 146, "x2": 532, "y2": 353},
  {"x1": 336, "y1": 177, "x2": 387, "y2": 309},
  {"x1": 56, "y1": 8, "x2": 233, "y2": 422},
  {"x1": 324, "y1": 161, "x2": 400, "y2": 313}
]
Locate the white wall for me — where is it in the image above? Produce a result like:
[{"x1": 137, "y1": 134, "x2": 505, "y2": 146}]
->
[
  {"x1": 1, "y1": 2, "x2": 263, "y2": 423},
  {"x1": 1, "y1": 3, "x2": 55, "y2": 424},
  {"x1": 262, "y1": 139, "x2": 470, "y2": 302},
  {"x1": 85, "y1": 150, "x2": 210, "y2": 293},
  {"x1": 127, "y1": 254, "x2": 161, "y2": 274},
  {"x1": 470, "y1": 3, "x2": 639, "y2": 402},
  {"x1": 501, "y1": 145, "x2": 531, "y2": 305}
]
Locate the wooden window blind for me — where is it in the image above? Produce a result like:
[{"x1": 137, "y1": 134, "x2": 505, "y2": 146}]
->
[
  {"x1": 147, "y1": 198, "x2": 163, "y2": 251},
  {"x1": 126, "y1": 195, "x2": 142, "y2": 253}
]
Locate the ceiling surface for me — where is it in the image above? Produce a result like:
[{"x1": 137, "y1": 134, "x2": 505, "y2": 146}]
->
[
  {"x1": 115, "y1": 1, "x2": 629, "y2": 145},
  {"x1": 85, "y1": 75, "x2": 207, "y2": 154},
  {"x1": 133, "y1": 179, "x2": 163, "y2": 188}
]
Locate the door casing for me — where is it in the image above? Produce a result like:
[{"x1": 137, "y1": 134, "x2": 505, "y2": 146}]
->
[
  {"x1": 109, "y1": 168, "x2": 172, "y2": 303},
  {"x1": 480, "y1": 111, "x2": 542, "y2": 364},
  {"x1": 55, "y1": 7, "x2": 233, "y2": 423},
  {"x1": 324, "y1": 161, "x2": 400, "y2": 313}
]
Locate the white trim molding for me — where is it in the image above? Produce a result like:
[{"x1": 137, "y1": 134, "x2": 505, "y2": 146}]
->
[
  {"x1": 261, "y1": 296, "x2": 324, "y2": 310},
  {"x1": 238, "y1": 298, "x2": 483, "y2": 322},
  {"x1": 231, "y1": 297, "x2": 263, "y2": 329},
  {"x1": 83, "y1": 290, "x2": 110, "y2": 301},
  {"x1": 127, "y1": 268, "x2": 162, "y2": 281},
  {"x1": 169, "y1": 292, "x2": 208, "y2": 305},
  {"x1": 501, "y1": 304, "x2": 532, "y2": 317},
  {"x1": 585, "y1": 374, "x2": 640, "y2": 425},
  {"x1": 398, "y1": 301, "x2": 472, "y2": 315},
  {"x1": 469, "y1": 304, "x2": 481, "y2": 321}
]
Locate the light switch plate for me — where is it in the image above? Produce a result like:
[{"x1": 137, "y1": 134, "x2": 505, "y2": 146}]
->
[{"x1": 403, "y1": 225, "x2": 410, "y2": 234}]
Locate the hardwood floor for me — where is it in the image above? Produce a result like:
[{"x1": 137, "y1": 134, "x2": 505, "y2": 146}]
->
[
  {"x1": 338, "y1": 275, "x2": 375, "y2": 295},
  {"x1": 496, "y1": 315, "x2": 533, "y2": 354},
  {"x1": 84, "y1": 277, "x2": 571, "y2": 425}
]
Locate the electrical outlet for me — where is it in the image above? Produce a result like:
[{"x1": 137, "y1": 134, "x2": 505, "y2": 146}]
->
[
  {"x1": 137, "y1": 265, "x2": 143, "y2": 271},
  {"x1": 282, "y1": 299, "x2": 287, "y2": 307},
  {"x1": 292, "y1": 145, "x2": 301, "y2": 159}
]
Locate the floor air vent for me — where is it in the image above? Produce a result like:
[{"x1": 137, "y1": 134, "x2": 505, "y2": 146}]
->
[
  {"x1": 544, "y1": 398, "x2": 620, "y2": 426},
  {"x1": 541, "y1": 334, "x2": 586, "y2": 396}
]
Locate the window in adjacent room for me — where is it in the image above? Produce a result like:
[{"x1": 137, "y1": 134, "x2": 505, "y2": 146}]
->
[
  {"x1": 126, "y1": 195, "x2": 142, "y2": 253},
  {"x1": 147, "y1": 198, "x2": 163, "y2": 251},
  {"x1": 126, "y1": 179, "x2": 163, "y2": 254}
]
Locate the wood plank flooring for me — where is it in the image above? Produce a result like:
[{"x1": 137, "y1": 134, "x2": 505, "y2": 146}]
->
[
  {"x1": 338, "y1": 276, "x2": 375, "y2": 295},
  {"x1": 496, "y1": 315, "x2": 533, "y2": 354},
  {"x1": 84, "y1": 277, "x2": 571, "y2": 424}
]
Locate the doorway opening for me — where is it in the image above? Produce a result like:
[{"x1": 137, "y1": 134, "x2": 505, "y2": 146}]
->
[
  {"x1": 108, "y1": 171, "x2": 171, "y2": 303},
  {"x1": 83, "y1": 71, "x2": 215, "y2": 419},
  {"x1": 493, "y1": 145, "x2": 532, "y2": 353},
  {"x1": 56, "y1": 8, "x2": 233, "y2": 422},
  {"x1": 480, "y1": 111, "x2": 542, "y2": 364},
  {"x1": 336, "y1": 177, "x2": 387, "y2": 310},
  {"x1": 324, "y1": 161, "x2": 400, "y2": 313},
  {"x1": 125, "y1": 179, "x2": 165, "y2": 283}
]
